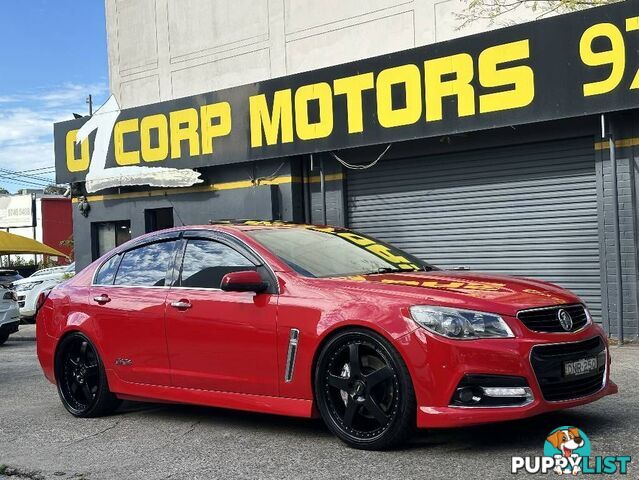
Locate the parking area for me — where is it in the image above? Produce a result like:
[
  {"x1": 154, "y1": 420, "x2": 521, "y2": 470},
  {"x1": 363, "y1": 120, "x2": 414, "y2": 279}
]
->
[{"x1": 1, "y1": 329, "x2": 637, "y2": 480}]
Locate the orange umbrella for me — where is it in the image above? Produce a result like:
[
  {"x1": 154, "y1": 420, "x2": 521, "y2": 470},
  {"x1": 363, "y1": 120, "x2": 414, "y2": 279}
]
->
[{"x1": 0, "y1": 231, "x2": 68, "y2": 257}]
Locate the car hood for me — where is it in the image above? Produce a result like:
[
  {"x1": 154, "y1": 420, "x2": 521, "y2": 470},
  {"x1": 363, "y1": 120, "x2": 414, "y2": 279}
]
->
[
  {"x1": 322, "y1": 270, "x2": 581, "y2": 317},
  {"x1": 13, "y1": 272, "x2": 66, "y2": 284}
]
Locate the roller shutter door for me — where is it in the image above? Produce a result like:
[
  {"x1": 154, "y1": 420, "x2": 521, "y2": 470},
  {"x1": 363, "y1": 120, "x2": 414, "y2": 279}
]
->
[{"x1": 347, "y1": 137, "x2": 603, "y2": 322}]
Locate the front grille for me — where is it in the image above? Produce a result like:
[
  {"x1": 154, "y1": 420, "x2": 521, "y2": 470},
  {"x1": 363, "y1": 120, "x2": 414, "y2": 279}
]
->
[
  {"x1": 18, "y1": 295, "x2": 25, "y2": 308},
  {"x1": 531, "y1": 336, "x2": 606, "y2": 402},
  {"x1": 517, "y1": 304, "x2": 588, "y2": 333}
]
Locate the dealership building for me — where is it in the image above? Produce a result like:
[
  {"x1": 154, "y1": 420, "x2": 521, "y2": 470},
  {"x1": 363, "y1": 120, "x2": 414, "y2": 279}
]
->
[{"x1": 55, "y1": 0, "x2": 639, "y2": 342}]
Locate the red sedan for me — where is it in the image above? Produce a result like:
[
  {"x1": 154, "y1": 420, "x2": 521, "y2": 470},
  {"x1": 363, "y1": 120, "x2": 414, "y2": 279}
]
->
[{"x1": 36, "y1": 222, "x2": 617, "y2": 450}]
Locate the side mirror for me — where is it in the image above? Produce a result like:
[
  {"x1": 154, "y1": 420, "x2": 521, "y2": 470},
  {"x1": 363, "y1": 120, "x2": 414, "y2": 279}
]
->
[{"x1": 220, "y1": 270, "x2": 268, "y2": 293}]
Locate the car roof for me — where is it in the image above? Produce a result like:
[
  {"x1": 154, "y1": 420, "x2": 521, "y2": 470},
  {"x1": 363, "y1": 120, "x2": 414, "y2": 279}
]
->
[
  {"x1": 108, "y1": 221, "x2": 348, "y2": 259},
  {"x1": 206, "y1": 220, "x2": 344, "y2": 232}
]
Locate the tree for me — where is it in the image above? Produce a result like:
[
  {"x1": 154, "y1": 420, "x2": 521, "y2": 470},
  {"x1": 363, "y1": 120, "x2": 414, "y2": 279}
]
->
[
  {"x1": 0, "y1": 187, "x2": 9, "y2": 194},
  {"x1": 44, "y1": 184, "x2": 67, "y2": 195},
  {"x1": 457, "y1": 0, "x2": 621, "y2": 28}
]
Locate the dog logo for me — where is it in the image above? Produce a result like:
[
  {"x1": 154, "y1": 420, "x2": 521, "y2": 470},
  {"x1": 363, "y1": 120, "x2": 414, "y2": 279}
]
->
[
  {"x1": 544, "y1": 426, "x2": 590, "y2": 475},
  {"x1": 512, "y1": 425, "x2": 631, "y2": 475},
  {"x1": 557, "y1": 309, "x2": 573, "y2": 331}
]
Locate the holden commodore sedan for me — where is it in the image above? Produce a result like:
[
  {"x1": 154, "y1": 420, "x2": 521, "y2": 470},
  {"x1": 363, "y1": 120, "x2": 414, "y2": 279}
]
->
[{"x1": 36, "y1": 222, "x2": 617, "y2": 450}]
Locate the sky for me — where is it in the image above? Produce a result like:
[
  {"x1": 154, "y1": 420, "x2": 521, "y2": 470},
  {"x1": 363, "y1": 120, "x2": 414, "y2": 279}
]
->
[{"x1": 0, "y1": 0, "x2": 109, "y2": 193}]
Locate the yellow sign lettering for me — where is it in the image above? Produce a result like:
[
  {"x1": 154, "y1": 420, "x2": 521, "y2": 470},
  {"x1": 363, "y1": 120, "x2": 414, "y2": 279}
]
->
[
  {"x1": 140, "y1": 114, "x2": 169, "y2": 163},
  {"x1": 376, "y1": 64, "x2": 422, "y2": 128},
  {"x1": 114, "y1": 118, "x2": 140, "y2": 166},
  {"x1": 170, "y1": 108, "x2": 200, "y2": 159},
  {"x1": 333, "y1": 73, "x2": 374, "y2": 133},
  {"x1": 249, "y1": 90, "x2": 294, "y2": 147},
  {"x1": 580, "y1": 23, "x2": 625, "y2": 96},
  {"x1": 295, "y1": 82, "x2": 334, "y2": 140},
  {"x1": 425, "y1": 53, "x2": 475, "y2": 121},
  {"x1": 65, "y1": 129, "x2": 90, "y2": 173},
  {"x1": 479, "y1": 40, "x2": 534, "y2": 113},
  {"x1": 201, "y1": 102, "x2": 232, "y2": 155}
]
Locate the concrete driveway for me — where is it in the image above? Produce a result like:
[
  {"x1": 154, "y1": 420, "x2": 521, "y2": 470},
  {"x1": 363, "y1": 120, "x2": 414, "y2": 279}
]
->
[{"x1": 1, "y1": 329, "x2": 637, "y2": 479}]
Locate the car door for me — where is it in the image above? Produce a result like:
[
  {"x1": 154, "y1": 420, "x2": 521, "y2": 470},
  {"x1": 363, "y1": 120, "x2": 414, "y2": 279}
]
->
[
  {"x1": 90, "y1": 237, "x2": 180, "y2": 386},
  {"x1": 165, "y1": 232, "x2": 278, "y2": 396}
]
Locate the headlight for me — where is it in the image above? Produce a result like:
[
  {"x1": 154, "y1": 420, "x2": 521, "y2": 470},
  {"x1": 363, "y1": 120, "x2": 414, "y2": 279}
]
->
[
  {"x1": 15, "y1": 281, "x2": 42, "y2": 292},
  {"x1": 410, "y1": 306, "x2": 514, "y2": 339},
  {"x1": 584, "y1": 305, "x2": 593, "y2": 325}
]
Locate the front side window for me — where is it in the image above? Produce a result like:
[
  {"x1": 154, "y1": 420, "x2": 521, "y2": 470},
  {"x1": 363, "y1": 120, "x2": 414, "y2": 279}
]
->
[
  {"x1": 246, "y1": 227, "x2": 434, "y2": 278},
  {"x1": 179, "y1": 239, "x2": 255, "y2": 289},
  {"x1": 114, "y1": 241, "x2": 177, "y2": 287}
]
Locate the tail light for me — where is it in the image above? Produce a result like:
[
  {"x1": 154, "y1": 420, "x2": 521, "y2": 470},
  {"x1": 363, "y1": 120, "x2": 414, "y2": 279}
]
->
[{"x1": 3, "y1": 290, "x2": 17, "y2": 301}]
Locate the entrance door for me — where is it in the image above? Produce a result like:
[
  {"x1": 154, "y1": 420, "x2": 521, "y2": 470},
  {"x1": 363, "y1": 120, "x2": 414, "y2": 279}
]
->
[{"x1": 165, "y1": 235, "x2": 278, "y2": 396}]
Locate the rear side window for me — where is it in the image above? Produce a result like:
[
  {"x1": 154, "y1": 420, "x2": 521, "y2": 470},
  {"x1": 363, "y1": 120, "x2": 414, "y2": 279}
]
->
[
  {"x1": 179, "y1": 239, "x2": 255, "y2": 289},
  {"x1": 114, "y1": 241, "x2": 177, "y2": 287},
  {"x1": 94, "y1": 255, "x2": 121, "y2": 285}
]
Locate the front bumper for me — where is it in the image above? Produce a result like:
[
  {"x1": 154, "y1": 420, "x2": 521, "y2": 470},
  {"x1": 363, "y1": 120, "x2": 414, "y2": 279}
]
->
[{"x1": 401, "y1": 323, "x2": 618, "y2": 429}]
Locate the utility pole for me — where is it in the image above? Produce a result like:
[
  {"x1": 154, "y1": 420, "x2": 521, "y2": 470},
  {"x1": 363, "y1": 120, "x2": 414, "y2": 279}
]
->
[{"x1": 86, "y1": 94, "x2": 93, "y2": 116}]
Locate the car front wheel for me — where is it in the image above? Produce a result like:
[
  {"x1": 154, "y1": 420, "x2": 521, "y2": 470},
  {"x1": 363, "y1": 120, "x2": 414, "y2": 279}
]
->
[
  {"x1": 55, "y1": 333, "x2": 121, "y2": 417},
  {"x1": 314, "y1": 328, "x2": 416, "y2": 450}
]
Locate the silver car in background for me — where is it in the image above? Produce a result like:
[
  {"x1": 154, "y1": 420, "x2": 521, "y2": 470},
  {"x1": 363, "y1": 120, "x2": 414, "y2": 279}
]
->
[{"x1": 0, "y1": 286, "x2": 20, "y2": 345}]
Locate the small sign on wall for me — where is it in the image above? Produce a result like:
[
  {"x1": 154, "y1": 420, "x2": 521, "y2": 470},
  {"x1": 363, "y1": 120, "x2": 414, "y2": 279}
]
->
[{"x1": 0, "y1": 195, "x2": 35, "y2": 228}]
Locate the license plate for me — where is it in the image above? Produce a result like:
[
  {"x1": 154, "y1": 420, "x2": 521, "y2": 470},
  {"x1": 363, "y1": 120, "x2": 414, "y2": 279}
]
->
[{"x1": 564, "y1": 357, "x2": 597, "y2": 377}]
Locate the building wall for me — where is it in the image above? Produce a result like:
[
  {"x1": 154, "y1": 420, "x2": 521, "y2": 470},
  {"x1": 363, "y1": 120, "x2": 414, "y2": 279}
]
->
[
  {"x1": 72, "y1": 158, "x2": 304, "y2": 268},
  {"x1": 596, "y1": 111, "x2": 639, "y2": 341},
  {"x1": 105, "y1": 0, "x2": 532, "y2": 108},
  {"x1": 41, "y1": 198, "x2": 73, "y2": 262}
]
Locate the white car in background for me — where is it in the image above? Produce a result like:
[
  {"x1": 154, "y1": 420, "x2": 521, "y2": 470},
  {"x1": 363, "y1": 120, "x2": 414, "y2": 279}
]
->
[
  {"x1": 0, "y1": 286, "x2": 20, "y2": 345},
  {"x1": 13, "y1": 263, "x2": 75, "y2": 321}
]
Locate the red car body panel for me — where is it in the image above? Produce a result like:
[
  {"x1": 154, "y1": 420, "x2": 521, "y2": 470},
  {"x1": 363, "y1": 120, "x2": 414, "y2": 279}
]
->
[{"x1": 36, "y1": 224, "x2": 617, "y2": 428}]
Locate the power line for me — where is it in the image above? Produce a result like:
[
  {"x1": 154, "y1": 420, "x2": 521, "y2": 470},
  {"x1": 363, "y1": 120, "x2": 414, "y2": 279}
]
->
[
  {"x1": 0, "y1": 167, "x2": 55, "y2": 183},
  {"x1": 0, "y1": 175, "x2": 50, "y2": 188},
  {"x1": 21, "y1": 166, "x2": 55, "y2": 174}
]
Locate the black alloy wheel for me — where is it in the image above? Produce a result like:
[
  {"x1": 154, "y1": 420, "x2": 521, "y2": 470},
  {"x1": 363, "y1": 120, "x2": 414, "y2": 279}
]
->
[
  {"x1": 314, "y1": 329, "x2": 416, "y2": 450},
  {"x1": 55, "y1": 333, "x2": 120, "y2": 417}
]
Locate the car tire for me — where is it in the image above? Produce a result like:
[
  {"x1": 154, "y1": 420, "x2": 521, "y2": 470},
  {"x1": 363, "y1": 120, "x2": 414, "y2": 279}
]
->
[
  {"x1": 314, "y1": 328, "x2": 416, "y2": 450},
  {"x1": 55, "y1": 332, "x2": 121, "y2": 417},
  {"x1": 0, "y1": 331, "x2": 9, "y2": 346}
]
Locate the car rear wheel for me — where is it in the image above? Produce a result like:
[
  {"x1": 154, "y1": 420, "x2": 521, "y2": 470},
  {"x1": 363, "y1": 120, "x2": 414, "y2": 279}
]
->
[
  {"x1": 314, "y1": 329, "x2": 416, "y2": 450},
  {"x1": 0, "y1": 331, "x2": 9, "y2": 346},
  {"x1": 55, "y1": 333, "x2": 121, "y2": 417}
]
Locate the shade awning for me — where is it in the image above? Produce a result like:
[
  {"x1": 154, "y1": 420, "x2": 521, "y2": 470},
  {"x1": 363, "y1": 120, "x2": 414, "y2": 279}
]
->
[{"x1": 0, "y1": 231, "x2": 68, "y2": 257}]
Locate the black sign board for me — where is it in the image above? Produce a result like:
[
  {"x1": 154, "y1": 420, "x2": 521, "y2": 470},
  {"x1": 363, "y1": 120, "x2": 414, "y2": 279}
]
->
[{"x1": 55, "y1": 0, "x2": 639, "y2": 185}]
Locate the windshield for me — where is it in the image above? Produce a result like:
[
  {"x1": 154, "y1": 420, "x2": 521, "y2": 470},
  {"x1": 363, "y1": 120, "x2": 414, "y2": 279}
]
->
[{"x1": 247, "y1": 227, "x2": 435, "y2": 278}]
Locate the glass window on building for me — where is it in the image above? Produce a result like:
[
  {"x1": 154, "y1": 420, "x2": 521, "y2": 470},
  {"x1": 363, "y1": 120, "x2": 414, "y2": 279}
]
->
[
  {"x1": 145, "y1": 208, "x2": 174, "y2": 233},
  {"x1": 92, "y1": 220, "x2": 132, "y2": 259}
]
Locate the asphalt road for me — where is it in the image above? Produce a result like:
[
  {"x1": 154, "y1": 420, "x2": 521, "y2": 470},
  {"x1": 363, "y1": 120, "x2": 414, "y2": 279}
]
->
[{"x1": 1, "y1": 333, "x2": 638, "y2": 480}]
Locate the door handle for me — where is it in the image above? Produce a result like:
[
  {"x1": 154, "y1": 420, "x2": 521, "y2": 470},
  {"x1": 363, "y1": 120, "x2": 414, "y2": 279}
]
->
[
  {"x1": 170, "y1": 300, "x2": 192, "y2": 310},
  {"x1": 93, "y1": 294, "x2": 111, "y2": 304}
]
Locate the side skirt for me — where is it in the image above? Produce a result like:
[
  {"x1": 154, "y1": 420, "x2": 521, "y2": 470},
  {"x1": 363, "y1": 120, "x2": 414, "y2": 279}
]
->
[{"x1": 107, "y1": 369, "x2": 314, "y2": 418}]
